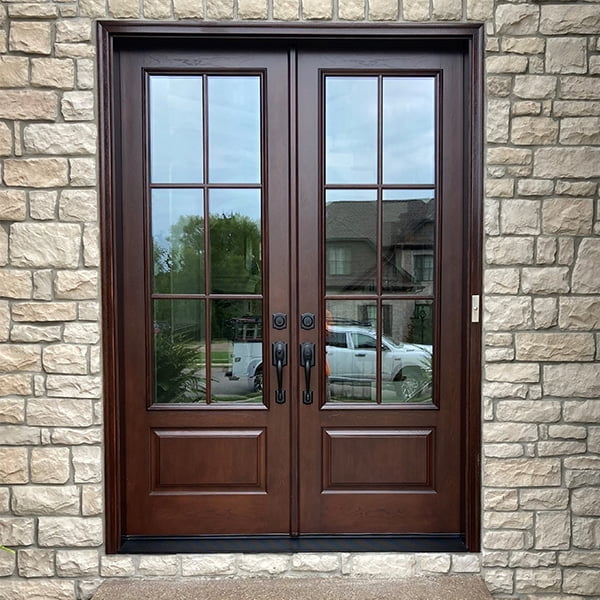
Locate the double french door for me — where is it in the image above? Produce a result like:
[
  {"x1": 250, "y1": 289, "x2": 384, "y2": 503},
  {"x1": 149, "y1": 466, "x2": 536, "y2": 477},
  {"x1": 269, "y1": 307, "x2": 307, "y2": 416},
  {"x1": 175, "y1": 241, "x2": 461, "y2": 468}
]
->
[{"x1": 106, "y1": 28, "x2": 481, "y2": 552}]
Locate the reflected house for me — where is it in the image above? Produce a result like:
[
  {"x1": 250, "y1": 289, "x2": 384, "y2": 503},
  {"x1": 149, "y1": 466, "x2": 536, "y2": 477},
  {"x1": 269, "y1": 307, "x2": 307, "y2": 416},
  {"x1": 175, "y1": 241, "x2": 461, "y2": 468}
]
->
[{"x1": 326, "y1": 197, "x2": 435, "y2": 344}]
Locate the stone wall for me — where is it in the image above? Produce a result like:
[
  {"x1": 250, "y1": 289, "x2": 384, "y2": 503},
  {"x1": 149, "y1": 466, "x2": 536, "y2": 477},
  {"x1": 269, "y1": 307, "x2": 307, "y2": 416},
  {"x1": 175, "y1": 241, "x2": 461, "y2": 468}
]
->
[{"x1": 0, "y1": 0, "x2": 598, "y2": 599}]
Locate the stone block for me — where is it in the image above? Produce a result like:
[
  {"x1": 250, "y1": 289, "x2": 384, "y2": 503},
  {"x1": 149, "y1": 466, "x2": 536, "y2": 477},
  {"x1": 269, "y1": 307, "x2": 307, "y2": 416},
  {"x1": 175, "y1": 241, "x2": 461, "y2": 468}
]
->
[
  {"x1": 484, "y1": 489, "x2": 519, "y2": 512},
  {"x1": 4, "y1": 158, "x2": 68, "y2": 188},
  {"x1": 573, "y1": 238, "x2": 600, "y2": 293},
  {"x1": 511, "y1": 117, "x2": 558, "y2": 146},
  {"x1": 485, "y1": 458, "x2": 561, "y2": 487},
  {"x1": 12, "y1": 486, "x2": 80, "y2": 516},
  {"x1": 100, "y1": 556, "x2": 136, "y2": 577},
  {"x1": 535, "y1": 512, "x2": 571, "y2": 550},
  {"x1": 484, "y1": 296, "x2": 532, "y2": 330},
  {"x1": 51, "y1": 427, "x2": 102, "y2": 445},
  {"x1": 535, "y1": 236, "x2": 556, "y2": 266},
  {"x1": 487, "y1": 99, "x2": 510, "y2": 143},
  {"x1": 501, "y1": 37, "x2": 544, "y2": 56},
  {"x1": 488, "y1": 147, "x2": 532, "y2": 166},
  {"x1": 0, "y1": 56, "x2": 29, "y2": 87},
  {"x1": 483, "y1": 530, "x2": 527, "y2": 551},
  {"x1": 108, "y1": 0, "x2": 139, "y2": 17},
  {"x1": 495, "y1": 3, "x2": 539, "y2": 35},
  {"x1": 559, "y1": 297, "x2": 600, "y2": 330},
  {"x1": 520, "y1": 489, "x2": 568, "y2": 510},
  {"x1": 0, "y1": 123, "x2": 12, "y2": 157},
  {"x1": 273, "y1": 0, "x2": 299, "y2": 19},
  {"x1": 543, "y1": 198, "x2": 593, "y2": 235},
  {"x1": 56, "y1": 550, "x2": 99, "y2": 576},
  {"x1": 540, "y1": 5, "x2": 600, "y2": 34},
  {"x1": 138, "y1": 556, "x2": 180, "y2": 576},
  {"x1": 486, "y1": 363, "x2": 539, "y2": 384},
  {"x1": 554, "y1": 100, "x2": 600, "y2": 118},
  {"x1": 180, "y1": 554, "x2": 236, "y2": 576},
  {"x1": 146, "y1": 0, "x2": 173, "y2": 18},
  {"x1": 43, "y1": 344, "x2": 88, "y2": 375},
  {"x1": 486, "y1": 236, "x2": 534, "y2": 264},
  {"x1": 538, "y1": 440, "x2": 586, "y2": 457},
  {"x1": 559, "y1": 551, "x2": 600, "y2": 568},
  {"x1": 515, "y1": 332, "x2": 595, "y2": 361},
  {"x1": 7, "y1": 4, "x2": 57, "y2": 17},
  {"x1": 501, "y1": 200, "x2": 539, "y2": 234},
  {"x1": 63, "y1": 322, "x2": 100, "y2": 344},
  {"x1": 0, "y1": 581, "x2": 74, "y2": 599},
  {"x1": 54, "y1": 270, "x2": 97, "y2": 300},
  {"x1": 484, "y1": 510, "x2": 533, "y2": 530},
  {"x1": 27, "y1": 398, "x2": 94, "y2": 428},
  {"x1": 61, "y1": 91, "x2": 94, "y2": 121},
  {"x1": 484, "y1": 568, "x2": 514, "y2": 595},
  {"x1": 31, "y1": 59, "x2": 75, "y2": 89},
  {"x1": 349, "y1": 553, "x2": 417, "y2": 577},
  {"x1": 238, "y1": 553, "x2": 290, "y2": 575},
  {"x1": 29, "y1": 191, "x2": 57, "y2": 221},
  {"x1": 56, "y1": 19, "x2": 92, "y2": 43},
  {"x1": 514, "y1": 76, "x2": 556, "y2": 100},
  {"x1": 403, "y1": 0, "x2": 429, "y2": 20},
  {"x1": 0, "y1": 344, "x2": 40, "y2": 372},
  {"x1": 12, "y1": 301, "x2": 77, "y2": 322},
  {"x1": 563, "y1": 569, "x2": 600, "y2": 595},
  {"x1": 291, "y1": 553, "x2": 340, "y2": 572},
  {"x1": 70, "y1": 158, "x2": 97, "y2": 186},
  {"x1": 38, "y1": 517, "x2": 103, "y2": 547},
  {"x1": 546, "y1": 37, "x2": 587, "y2": 74},
  {"x1": 572, "y1": 488, "x2": 600, "y2": 517},
  {"x1": 367, "y1": 0, "x2": 397, "y2": 20},
  {"x1": 0, "y1": 270, "x2": 32, "y2": 299},
  {"x1": 206, "y1": 0, "x2": 233, "y2": 18},
  {"x1": 30, "y1": 447, "x2": 70, "y2": 484},
  {"x1": 46, "y1": 374, "x2": 101, "y2": 398},
  {"x1": 238, "y1": 0, "x2": 268, "y2": 18},
  {"x1": 0, "y1": 425, "x2": 39, "y2": 445},
  {"x1": 9, "y1": 21, "x2": 51, "y2": 55},
  {"x1": 0, "y1": 374, "x2": 31, "y2": 396},
  {"x1": 486, "y1": 178, "x2": 513, "y2": 198},
  {"x1": 432, "y1": 0, "x2": 461, "y2": 20},
  {"x1": 484, "y1": 268, "x2": 519, "y2": 294},
  {"x1": 560, "y1": 117, "x2": 600, "y2": 145},
  {"x1": 560, "y1": 76, "x2": 600, "y2": 101},
  {"x1": 533, "y1": 297, "x2": 556, "y2": 329},
  {"x1": 58, "y1": 190, "x2": 98, "y2": 223},
  {"x1": 544, "y1": 365, "x2": 600, "y2": 399},
  {"x1": 82, "y1": 484, "x2": 103, "y2": 516},
  {"x1": 0, "y1": 301, "x2": 8, "y2": 343},
  {"x1": 10, "y1": 223, "x2": 80, "y2": 268},
  {"x1": 487, "y1": 56, "x2": 528, "y2": 74},
  {"x1": 11, "y1": 324, "x2": 62, "y2": 343},
  {"x1": 17, "y1": 549, "x2": 55, "y2": 578},
  {"x1": 0, "y1": 517, "x2": 34, "y2": 546},
  {"x1": 484, "y1": 423, "x2": 538, "y2": 443},
  {"x1": 0, "y1": 447, "x2": 28, "y2": 483},
  {"x1": 0, "y1": 190, "x2": 26, "y2": 221},
  {"x1": 72, "y1": 446, "x2": 102, "y2": 483},
  {"x1": 451, "y1": 554, "x2": 480, "y2": 573},
  {"x1": 83, "y1": 224, "x2": 100, "y2": 267},
  {"x1": 522, "y1": 267, "x2": 569, "y2": 294},
  {"x1": 23, "y1": 123, "x2": 96, "y2": 156},
  {"x1": 338, "y1": 0, "x2": 364, "y2": 20},
  {"x1": 0, "y1": 397, "x2": 24, "y2": 424},
  {"x1": 77, "y1": 59, "x2": 95, "y2": 90}
]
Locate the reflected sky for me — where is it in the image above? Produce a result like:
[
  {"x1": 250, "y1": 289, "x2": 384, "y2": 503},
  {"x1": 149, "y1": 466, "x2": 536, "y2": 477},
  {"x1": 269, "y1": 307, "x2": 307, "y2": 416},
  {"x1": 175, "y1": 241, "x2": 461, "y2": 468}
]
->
[
  {"x1": 208, "y1": 76, "x2": 261, "y2": 184},
  {"x1": 383, "y1": 78, "x2": 435, "y2": 185},
  {"x1": 150, "y1": 76, "x2": 203, "y2": 184},
  {"x1": 209, "y1": 188, "x2": 261, "y2": 222},
  {"x1": 382, "y1": 189, "x2": 435, "y2": 201},
  {"x1": 326, "y1": 189, "x2": 377, "y2": 203},
  {"x1": 152, "y1": 189, "x2": 204, "y2": 251}
]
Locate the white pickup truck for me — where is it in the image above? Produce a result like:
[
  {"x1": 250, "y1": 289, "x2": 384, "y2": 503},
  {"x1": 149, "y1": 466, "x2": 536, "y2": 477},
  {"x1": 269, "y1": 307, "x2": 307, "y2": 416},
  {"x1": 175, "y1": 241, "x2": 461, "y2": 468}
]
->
[{"x1": 228, "y1": 324, "x2": 432, "y2": 401}]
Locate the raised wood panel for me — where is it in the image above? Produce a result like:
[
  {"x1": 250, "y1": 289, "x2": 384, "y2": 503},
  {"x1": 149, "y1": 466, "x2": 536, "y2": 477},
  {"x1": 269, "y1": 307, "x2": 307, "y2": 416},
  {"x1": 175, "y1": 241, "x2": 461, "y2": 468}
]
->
[
  {"x1": 323, "y1": 428, "x2": 434, "y2": 491},
  {"x1": 151, "y1": 428, "x2": 266, "y2": 492}
]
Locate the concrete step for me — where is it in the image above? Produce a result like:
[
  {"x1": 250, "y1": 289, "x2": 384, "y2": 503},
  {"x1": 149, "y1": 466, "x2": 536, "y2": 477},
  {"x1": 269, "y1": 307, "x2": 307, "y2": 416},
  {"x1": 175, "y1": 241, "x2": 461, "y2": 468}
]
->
[{"x1": 93, "y1": 576, "x2": 493, "y2": 600}]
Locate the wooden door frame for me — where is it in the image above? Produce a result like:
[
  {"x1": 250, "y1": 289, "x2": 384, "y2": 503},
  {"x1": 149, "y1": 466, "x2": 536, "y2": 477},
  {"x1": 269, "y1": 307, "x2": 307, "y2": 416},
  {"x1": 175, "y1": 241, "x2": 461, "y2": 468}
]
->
[{"x1": 98, "y1": 21, "x2": 484, "y2": 554}]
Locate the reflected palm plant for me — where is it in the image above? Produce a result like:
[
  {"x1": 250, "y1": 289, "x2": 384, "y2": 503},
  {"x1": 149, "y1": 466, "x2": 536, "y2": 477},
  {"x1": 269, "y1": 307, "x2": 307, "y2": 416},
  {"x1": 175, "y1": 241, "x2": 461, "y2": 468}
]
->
[{"x1": 154, "y1": 332, "x2": 206, "y2": 403}]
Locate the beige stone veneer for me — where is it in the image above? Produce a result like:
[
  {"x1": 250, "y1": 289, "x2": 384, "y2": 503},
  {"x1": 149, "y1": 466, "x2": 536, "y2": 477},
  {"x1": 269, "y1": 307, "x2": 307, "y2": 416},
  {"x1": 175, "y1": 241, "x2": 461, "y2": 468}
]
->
[{"x1": 0, "y1": 0, "x2": 599, "y2": 598}]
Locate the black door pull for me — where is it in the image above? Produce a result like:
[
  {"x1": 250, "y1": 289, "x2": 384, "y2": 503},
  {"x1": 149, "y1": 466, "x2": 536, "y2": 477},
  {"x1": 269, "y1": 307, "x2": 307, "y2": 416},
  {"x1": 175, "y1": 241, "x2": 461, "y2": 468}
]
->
[
  {"x1": 300, "y1": 342, "x2": 315, "y2": 405},
  {"x1": 271, "y1": 341, "x2": 287, "y2": 404}
]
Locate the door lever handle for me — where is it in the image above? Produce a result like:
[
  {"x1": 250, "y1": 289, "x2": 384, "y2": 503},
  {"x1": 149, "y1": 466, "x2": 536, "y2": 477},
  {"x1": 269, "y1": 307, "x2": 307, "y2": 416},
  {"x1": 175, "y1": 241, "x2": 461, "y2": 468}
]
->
[
  {"x1": 300, "y1": 342, "x2": 315, "y2": 405},
  {"x1": 271, "y1": 341, "x2": 287, "y2": 404}
]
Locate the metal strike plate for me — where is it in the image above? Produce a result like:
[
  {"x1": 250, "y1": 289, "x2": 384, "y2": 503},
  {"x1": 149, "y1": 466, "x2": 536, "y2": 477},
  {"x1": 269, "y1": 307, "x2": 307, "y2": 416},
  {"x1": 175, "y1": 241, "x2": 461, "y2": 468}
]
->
[{"x1": 471, "y1": 294, "x2": 480, "y2": 323}]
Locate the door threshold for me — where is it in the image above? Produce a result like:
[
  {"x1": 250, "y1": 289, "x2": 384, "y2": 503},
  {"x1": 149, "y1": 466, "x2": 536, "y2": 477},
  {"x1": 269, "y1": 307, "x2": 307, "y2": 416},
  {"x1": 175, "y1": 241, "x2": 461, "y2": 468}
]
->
[{"x1": 119, "y1": 534, "x2": 467, "y2": 554}]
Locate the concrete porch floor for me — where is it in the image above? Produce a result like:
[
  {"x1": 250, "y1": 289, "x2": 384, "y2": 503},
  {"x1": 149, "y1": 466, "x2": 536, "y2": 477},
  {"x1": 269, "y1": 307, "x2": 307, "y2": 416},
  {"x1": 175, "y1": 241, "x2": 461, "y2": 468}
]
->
[{"x1": 92, "y1": 576, "x2": 493, "y2": 600}]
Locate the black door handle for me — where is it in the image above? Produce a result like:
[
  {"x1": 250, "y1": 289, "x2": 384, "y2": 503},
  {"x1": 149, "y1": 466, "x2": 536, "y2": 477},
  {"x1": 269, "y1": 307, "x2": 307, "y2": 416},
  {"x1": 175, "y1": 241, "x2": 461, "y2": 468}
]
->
[
  {"x1": 300, "y1": 342, "x2": 315, "y2": 405},
  {"x1": 271, "y1": 341, "x2": 287, "y2": 404}
]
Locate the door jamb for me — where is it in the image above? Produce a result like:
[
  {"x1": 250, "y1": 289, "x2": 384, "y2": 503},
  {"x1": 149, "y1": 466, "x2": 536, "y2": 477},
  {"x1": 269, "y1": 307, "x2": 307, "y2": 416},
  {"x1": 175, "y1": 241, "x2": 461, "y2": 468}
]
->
[{"x1": 98, "y1": 21, "x2": 484, "y2": 554}]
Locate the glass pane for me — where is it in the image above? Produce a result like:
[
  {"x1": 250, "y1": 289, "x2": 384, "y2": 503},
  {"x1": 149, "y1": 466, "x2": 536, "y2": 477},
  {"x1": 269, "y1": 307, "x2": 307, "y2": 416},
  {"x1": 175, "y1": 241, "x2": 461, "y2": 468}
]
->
[
  {"x1": 383, "y1": 77, "x2": 435, "y2": 185},
  {"x1": 325, "y1": 189, "x2": 377, "y2": 294},
  {"x1": 381, "y1": 300, "x2": 433, "y2": 404},
  {"x1": 325, "y1": 77, "x2": 378, "y2": 185},
  {"x1": 325, "y1": 300, "x2": 379, "y2": 403},
  {"x1": 208, "y1": 76, "x2": 261, "y2": 183},
  {"x1": 153, "y1": 299, "x2": 206, "y2": 404},
  {"x1": 382, "y1": 190, "x2": 435, "y2": 295},
  {"x1": 152, "y1": 189, "x2": 204, "y2": 294},
  {"x1": 209, "y1": 189, "x2": 262, "y2": 294},
  {"x1": 210, "y1": 299, "x2": 263, "y2": 404},
  {"x1": 150, "y1": 76, "x2": 203, "y2": 184}
]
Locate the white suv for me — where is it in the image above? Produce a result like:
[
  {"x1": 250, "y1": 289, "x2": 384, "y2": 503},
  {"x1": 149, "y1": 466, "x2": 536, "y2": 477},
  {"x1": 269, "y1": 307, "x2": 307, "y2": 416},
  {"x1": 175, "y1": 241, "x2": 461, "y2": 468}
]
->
[{"x1": 326, "y1": 325, "x2": 432, "y2": 400}]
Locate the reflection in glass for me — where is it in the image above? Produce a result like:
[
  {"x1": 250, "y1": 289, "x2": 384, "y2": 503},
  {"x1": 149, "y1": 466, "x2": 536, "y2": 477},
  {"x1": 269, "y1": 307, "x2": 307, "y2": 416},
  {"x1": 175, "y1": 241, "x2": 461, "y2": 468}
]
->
[
  {"x1": 381, "y1": 300, "x2": 433, "y2": 404},
  {"x1": 153, "y1": 299, "x2": 206, "y2": 404},
  {"x1": 382, "y1": 190, "x2": 435, "y2": 295},
  {"x1": 209, "y1": 189, "x2": 262, "y2": 294},
  {"x1": 383, "y1": 77, "x2": 435, "y2": 185},
  {"x1": 325, "y1": 190, "x2": 377, "y2": 295},
  {"x1": 208, "y1": 76, "x2": 261, "y2": 184},
  {"x1": 150, "y1": 76, "x2": 203, "y2": 184},
  {"x1": 152, "y1": 189, "x2": 204, "y2": 294},
  {"x1": 325, "y1": 77, "x2": 378, "y2": 184},
  {"x1": 210, "y1": 299, "x2": 263, "y2": 403},
  {"x1": 325, "y1": 299, "x2": 379, "y2": 403}
]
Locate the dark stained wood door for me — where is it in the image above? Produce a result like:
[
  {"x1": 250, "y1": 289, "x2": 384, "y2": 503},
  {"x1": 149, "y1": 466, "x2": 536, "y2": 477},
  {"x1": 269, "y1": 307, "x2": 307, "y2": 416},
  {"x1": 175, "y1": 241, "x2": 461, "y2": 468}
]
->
[{"x1": 109, "y1": 34, "x2": 477, "y2": 549}]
